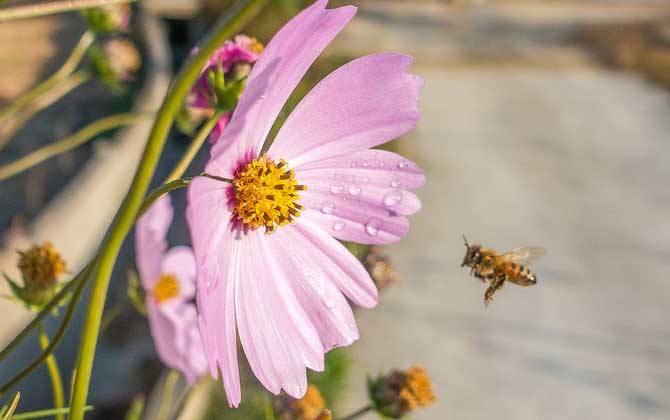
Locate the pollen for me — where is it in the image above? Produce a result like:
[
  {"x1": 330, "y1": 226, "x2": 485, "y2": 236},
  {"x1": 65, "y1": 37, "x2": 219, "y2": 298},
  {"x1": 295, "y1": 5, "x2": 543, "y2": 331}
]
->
[
  {"x1": 232, "y1": 156, "x2": 305, "y2": 234},
  {"x1": 17, "y1": 241, "x2": 67, "y2": 289},
  {"x1": 153, "y1": 274, "x2": 180, "y2": 303}
]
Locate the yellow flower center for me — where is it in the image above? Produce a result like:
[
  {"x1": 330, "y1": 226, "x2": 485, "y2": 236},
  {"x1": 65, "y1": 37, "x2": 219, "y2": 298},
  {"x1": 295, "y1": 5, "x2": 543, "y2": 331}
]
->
[
  {"x1": 399, "y1": 366, "x2": 435, "y2": 410},
  {"x1": 232, "y1": 156, "x2": 305, "y2": 234},
  {"x1": 153, "y1": 274, "x2": 180, "y2": 303},
  {"x1": 17, "y1": 241, "x2": 67, "y2": 289}
]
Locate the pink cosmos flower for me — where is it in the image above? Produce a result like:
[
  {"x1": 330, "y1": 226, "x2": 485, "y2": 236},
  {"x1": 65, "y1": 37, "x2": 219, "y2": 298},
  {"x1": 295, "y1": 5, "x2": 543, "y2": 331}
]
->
[
  {"x1": 135, "y1": 195, "x2": 207, "y2": 385},
  {"x1": 186, "y1": 0, "x2": 424, "y2": 406},
  {"x1": 189, "y1": 34, "x2": 263, "y2": 111}
]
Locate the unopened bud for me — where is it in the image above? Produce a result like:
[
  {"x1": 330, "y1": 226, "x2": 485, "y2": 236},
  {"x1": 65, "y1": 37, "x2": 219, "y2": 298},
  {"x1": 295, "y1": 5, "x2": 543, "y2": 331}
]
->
[
  {"x1": 81, "y1": 4, "x2": 131, "y2": 34},
  {"x1": 368, "y1": 365, "x2": 436, "y2": 418},
  {"x1": 89, "y1": 37, "x2": 141, "y2": 93},
  {"x1": 274, "y1": 384, "x2": 331, "y2": 420}
]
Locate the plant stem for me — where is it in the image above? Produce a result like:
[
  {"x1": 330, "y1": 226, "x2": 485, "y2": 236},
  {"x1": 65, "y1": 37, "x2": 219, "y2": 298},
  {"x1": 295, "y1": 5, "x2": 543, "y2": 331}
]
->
[
  {"x1": 165, "y1": 109, "x2": 225, "y2": 182},
  {"x1": 0, "y1": 0, "x2": 133, "y2": 22},
  {"x1": 0, "y1": 264, "x2": 92, "y2": 395},
  {"x1": 11, "y1": 406, "x2": 93, "y2": 420},
  {"x1": 0, "y1": 113, "x2": 145, "y2": 181},
  {"x1": 337, "y1": 405, "x2": 374, "y2": 420},
  {"x1": 138, "y1": 177, "x2": 192, "y2": 215},
  {"x1": 0, "y1": 70, "x2": 92, "y2": 151},
  {"x1": 37, "y1": 324, "x2": 65, "y2": 420},
  {"x1": 0, "y1": 261, "x2": 94, "y2": 363},
  {"x1": 68, "y1": 1, "x2": 269, "y2": 418},
  {"x1": 155, "y1": 369, "x2": 180, "y2": 420},
  {"x1": 0, "y1": 30, "x2": 95, "y2": 122}
]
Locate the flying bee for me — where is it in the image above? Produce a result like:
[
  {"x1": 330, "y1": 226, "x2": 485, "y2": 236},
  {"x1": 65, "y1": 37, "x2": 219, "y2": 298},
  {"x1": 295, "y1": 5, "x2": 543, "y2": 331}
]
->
[{"x1": 461, "y1": 235, "x2": 546, "y2": 306}]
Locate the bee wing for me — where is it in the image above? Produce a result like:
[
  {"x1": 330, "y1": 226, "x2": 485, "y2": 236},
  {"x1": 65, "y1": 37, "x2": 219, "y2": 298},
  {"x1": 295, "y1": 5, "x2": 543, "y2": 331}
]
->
[{"x1": 500, "y1": 247, "x2": 546, "y2": 264}]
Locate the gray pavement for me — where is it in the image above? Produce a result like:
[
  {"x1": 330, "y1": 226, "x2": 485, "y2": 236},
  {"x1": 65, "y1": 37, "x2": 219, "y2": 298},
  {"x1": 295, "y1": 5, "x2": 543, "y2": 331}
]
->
[{"x1": 341, "y1": 67, "x2": 670, "y2": 419}]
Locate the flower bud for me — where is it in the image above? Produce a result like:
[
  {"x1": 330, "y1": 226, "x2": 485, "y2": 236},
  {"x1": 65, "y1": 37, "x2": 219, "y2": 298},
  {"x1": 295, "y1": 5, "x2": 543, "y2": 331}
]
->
[
  {"x1": 89, "y1": 37, "x2": 141, "y2": 93},
  {"x1": 81, "y1": 4, "x2": 131, "y2": 34},
  {"x1": 368, "y1": 365, "x2": 436, "y2": 418},
  {"x1": 13, "y1": 242, "x2": 67, "y2": 307},
  {"x1": 364, "y1": 246, "x2": 397, "y2": 291},
  {"x1": 274, "y1": 384, "x2": 331, "y2": 420}
]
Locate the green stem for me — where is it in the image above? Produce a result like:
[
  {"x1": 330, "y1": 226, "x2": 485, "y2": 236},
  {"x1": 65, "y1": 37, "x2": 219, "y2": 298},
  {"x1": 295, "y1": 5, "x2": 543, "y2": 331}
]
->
[
  {"x1": 37, "y1": 324, "x2": 65, "y2": 420},
  {"x1": 337, "y1": 405, "x2": 374, "y2": 420},
  {"x1": 0, "y1": 70, "x2": 92, "y2": 151},
  {"x1": 155, "y1": 369, "x2": 179, "y2": 420},
  {"x1": 165, "y1": 109, "x2": 225, "y2": 182},
  {"x1": 11, "y1": 406, "x2": 93, "y2": 419},
  {"x1": 0, "y1": 30, "x2": 95, "y2": 121},
  {"x1": 0, "y1": 263, "x2": 93, "y2": 395},
  {"x1": 0, "y1": 113, "x2": 146, "y2": 181},
  {"x1": 0, "y1": 0, "x2": 134, "y2": 22},
  {"x1": 0, "y1": 261, "x2": 94, "y2": 363},
  {"x1": 68, "y1": 2, "x2": 269, "y2": 419},
  {"x1": 138, "y1": 177, "x2": 192, "y2": 215}
]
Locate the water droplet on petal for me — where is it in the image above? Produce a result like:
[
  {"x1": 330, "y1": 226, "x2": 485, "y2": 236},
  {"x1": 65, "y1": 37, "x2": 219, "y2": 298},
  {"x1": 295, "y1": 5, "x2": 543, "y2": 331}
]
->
[
  {"x1": 348, "y1": 185, "x2": 361, "y2": 196},
  {"x1": 383, "y1": 190, "x2": 403, "y2": 207},
  {"x1": 362, "y1": 162, "x2": 370, "y2": 167},
  {"x1": 330, "y1": 185, "x2": 344, "y2": 194},
  {"x1": 333, "y1": 221, "x2": 345, "y2": 231},
  {"x1": 390, "y1": 180, "x2": 401, "y2": 188},
  {"x1": 398, "y1": 160, "x2": 409, "y2": 169},
  {"x1": 325, "y1": 298, "x2": 337, "y2": 309},
  {"x1": 321, "y1": 201, "x2": 335, "y2": 214},
  {"x1": 365, "y1": 218, "x2": 383, "y2": 236}
]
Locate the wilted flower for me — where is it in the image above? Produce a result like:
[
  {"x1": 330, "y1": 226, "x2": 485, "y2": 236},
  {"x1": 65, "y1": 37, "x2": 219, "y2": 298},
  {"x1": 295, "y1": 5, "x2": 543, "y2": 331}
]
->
[
  {"x1": 89, "y1": 37, "x2": 141, "y2": 93},
  {"x1": 364, "y1": 246, "x2": 398, "y2": 291},
  {"x1": 368, "y1": 365, "x2": 436, "y2": 418},
  {"x1": 6, "y1": 241, "x2": 67, "y2": 308},
  {"x1": 274, "y1": 384, "x2": 331, "y2": 420},
  {"x1": 187, "y1": 0, "x2": 424, "y2": 406},
  {"x1": 81, "y1": 4, "x2": 131, "y2": 34},
  {"x1": 135, "y1": 195, "x2": 206, "y2": 384}
]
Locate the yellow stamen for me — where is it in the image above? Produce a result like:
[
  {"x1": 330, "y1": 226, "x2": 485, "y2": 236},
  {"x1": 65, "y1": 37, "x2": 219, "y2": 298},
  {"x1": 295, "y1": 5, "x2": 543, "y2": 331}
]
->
[
  {"x1": 399, "y1": 366, "x2": 435, "y2": 410},
  {"x1": 233, "y1": 156, "x2": 305, "y2": 234},
  {"x1": 153, "y1": 274, "x2": 180, "y2": 303}
]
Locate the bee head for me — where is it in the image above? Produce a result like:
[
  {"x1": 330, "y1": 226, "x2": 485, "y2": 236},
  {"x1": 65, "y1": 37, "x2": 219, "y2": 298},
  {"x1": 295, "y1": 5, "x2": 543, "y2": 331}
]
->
[{"x1": 461, "y1": 235, "x2": 482, "y2": 267}]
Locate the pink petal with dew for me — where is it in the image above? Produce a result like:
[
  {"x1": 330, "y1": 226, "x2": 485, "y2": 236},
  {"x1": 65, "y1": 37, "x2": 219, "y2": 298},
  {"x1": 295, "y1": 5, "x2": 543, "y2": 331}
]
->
[
  {"x1": 135, "y1": 195, "x2": 173, "y2": 290},
  {"x1": 270, "y1": 225, "x2": 361, "y2": 349},
  {"x1": 186, "y1": 176, "x2": 241, "y2": 406},
  {"x1": 160, "y1": 246, "x2": 196, "y2": 301},
  {"x1": 298, "y1": 203, "x2": 410, "y2": 245},
  {"x1": 296, "y1": 149, "x2": 425, "y2": 190},
  {"x1": 269, "y1": 53, "x2": 422, "y2": 167},
  {"x1": 291, "y1": 218, "x2": 378, "y2": 308},
  {"x1": 207, "y1": 0, "x2": 356, "y2": 177},
  {"x1": 235, "y1": 229, "x2": 324, "y2": 398}
]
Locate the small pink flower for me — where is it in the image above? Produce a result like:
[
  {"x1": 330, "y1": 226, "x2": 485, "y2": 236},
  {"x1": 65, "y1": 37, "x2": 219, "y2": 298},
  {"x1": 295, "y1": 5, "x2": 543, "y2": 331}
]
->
[
  {"x1": 135, "y1": 195, "x2": 207, "y2": 385},
  {"x1": 187, "y1": 0, "x2": 424, "y2": 406},
  {"x1": 188, "y1": 34, "x2": 262, "y2": 111}
]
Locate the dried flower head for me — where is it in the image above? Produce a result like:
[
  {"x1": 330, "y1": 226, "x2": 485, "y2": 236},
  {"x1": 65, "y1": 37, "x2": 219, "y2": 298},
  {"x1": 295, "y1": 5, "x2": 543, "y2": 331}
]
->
[
  {"x1": 18, "y1": 241, "x2": 66, "y2": 290},
  {"x1": 274, "y1": 384, "x2": 330, "y2": 420},
  {"x1": 365, "y1": 246, "x2": 397, "y2": 291},
  {"x1": 369, "y1": 365, "x2": 435, "y2": 418}
]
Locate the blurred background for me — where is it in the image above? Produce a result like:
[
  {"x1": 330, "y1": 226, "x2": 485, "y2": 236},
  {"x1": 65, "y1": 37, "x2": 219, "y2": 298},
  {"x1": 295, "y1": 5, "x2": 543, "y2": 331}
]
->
[{"x1": 2, "y1": 0, "x2": 670, "y2": 419}]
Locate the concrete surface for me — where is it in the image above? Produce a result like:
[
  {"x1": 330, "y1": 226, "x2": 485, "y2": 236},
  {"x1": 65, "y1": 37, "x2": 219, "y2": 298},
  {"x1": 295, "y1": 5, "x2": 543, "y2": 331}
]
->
[{"x1": 337, "y1": 1, "x2": 670, "y2": 419}]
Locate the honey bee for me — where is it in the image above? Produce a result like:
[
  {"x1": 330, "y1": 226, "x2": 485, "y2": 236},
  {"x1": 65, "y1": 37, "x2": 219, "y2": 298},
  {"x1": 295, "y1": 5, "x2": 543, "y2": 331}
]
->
[{"x1": 461, "y1": 235, "x2": 545, "y2": 306}]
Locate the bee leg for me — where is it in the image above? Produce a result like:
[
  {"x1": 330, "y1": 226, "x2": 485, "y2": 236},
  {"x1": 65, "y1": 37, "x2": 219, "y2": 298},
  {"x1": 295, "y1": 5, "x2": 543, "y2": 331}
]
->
[{"x1": 484, "y1": 275, "x2": 506, "y2": 306}]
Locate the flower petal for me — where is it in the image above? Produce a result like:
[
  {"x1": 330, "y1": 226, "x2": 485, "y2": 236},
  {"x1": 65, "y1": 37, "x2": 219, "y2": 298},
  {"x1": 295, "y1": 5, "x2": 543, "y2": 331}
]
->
[
  {"x1": 135, "y1": 195, "x2": 173, "y2": 290},
  {"x1": 235, "y1": 229, "x2": 323, "y2": 398},
  {"x1": 298, "y1": 201, "x2": 410, "y2": 245},
  {"x1": 186, "y1": 177, "x2": 241, "y2": 406},
  {"x1": 207, "y1": 0, "x2": 357, "y2": 177},
  {"x1": 270, "y1": 225, "x2": 360, "y2": 350},
  {"x1": 269, "y1": 53, "x2": 422, "y2": 166},
  {"x1": 296, "y1": 149, "x2": 425, "y2": 190},
  {"x1": 161, "y1": 246, "x2": 196, "y2": 301},
  {"x1": 292, "y1": 217, "x2": 379, "y2": 308}
]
